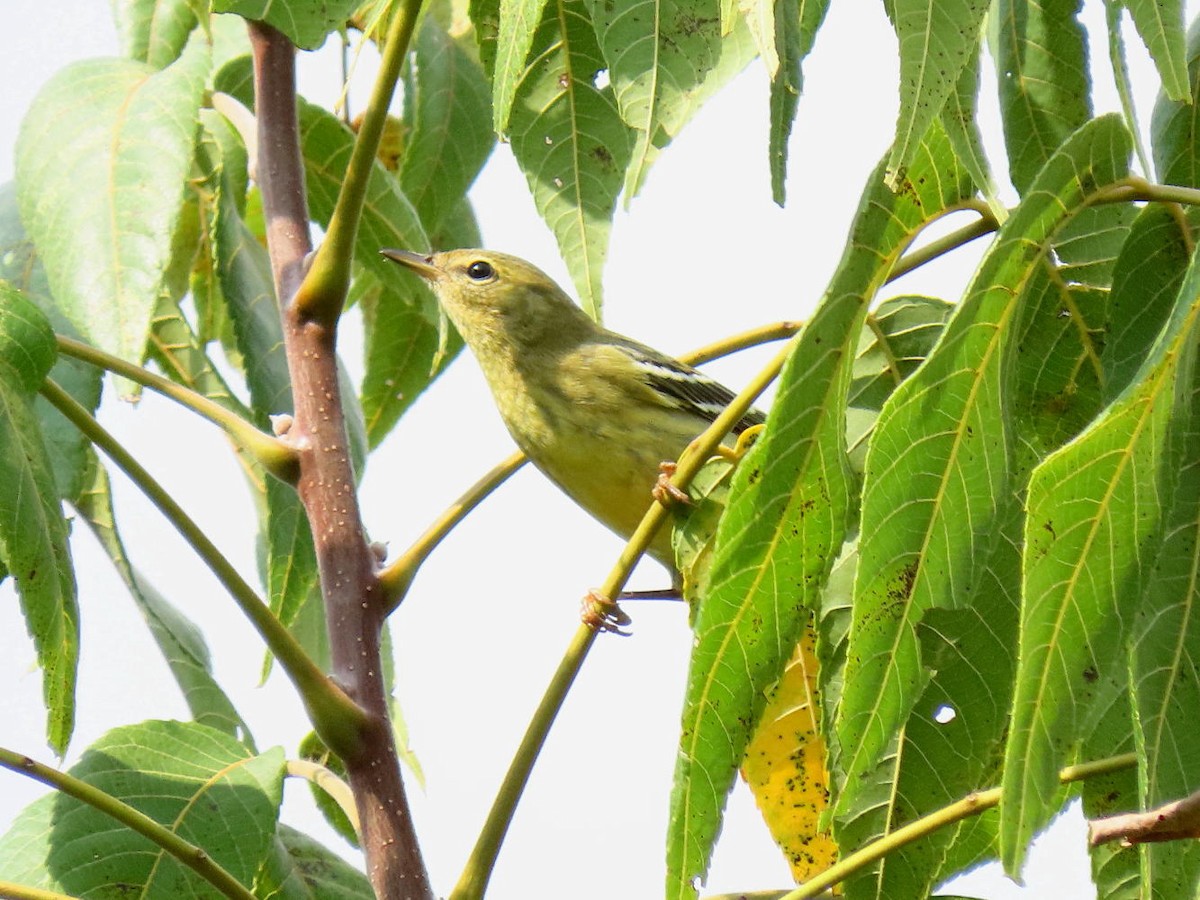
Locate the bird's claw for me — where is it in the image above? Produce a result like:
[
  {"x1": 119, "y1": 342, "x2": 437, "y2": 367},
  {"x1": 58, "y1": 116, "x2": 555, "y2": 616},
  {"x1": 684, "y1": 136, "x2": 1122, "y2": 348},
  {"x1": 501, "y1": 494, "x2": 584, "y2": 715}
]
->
[
  {"x1": 652, "y1": 461, "x2": 692, "y2": 506},
  {"x1": 581, "y1": 589, "x2": 632, "y2": 636}
]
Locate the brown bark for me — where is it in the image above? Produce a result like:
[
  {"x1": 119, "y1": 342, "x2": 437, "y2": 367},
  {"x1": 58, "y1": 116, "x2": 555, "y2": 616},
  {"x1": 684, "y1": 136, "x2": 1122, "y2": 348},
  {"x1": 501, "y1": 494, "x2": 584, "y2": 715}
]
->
[{"x1": 249, "y1": 21, "x2": 431, "y2": 899}]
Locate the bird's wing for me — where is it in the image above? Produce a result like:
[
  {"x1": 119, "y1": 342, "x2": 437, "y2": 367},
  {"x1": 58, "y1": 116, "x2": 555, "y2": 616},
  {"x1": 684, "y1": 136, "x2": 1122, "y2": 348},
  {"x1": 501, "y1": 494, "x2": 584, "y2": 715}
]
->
[{"x1": 611, "y1": 340, "x2": 767, "y2": 435}]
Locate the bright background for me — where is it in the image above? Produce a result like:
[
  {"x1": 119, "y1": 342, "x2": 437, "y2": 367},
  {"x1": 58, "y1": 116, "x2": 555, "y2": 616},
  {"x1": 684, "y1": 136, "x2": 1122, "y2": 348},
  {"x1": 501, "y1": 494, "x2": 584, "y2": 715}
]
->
[{"x1": 0, "y1": 3, "x2": 1188, "y2": 897}]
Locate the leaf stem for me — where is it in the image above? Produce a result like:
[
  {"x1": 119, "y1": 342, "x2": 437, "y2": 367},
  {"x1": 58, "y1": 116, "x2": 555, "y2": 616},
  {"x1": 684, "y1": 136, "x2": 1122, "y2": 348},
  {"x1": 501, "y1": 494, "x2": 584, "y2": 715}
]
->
[
  {"x1": 1099, "y1": 176, "x2": 1200, "y2": 208},
  {"x1": 54, "y1": 335, "x2": 297, "y2": 483},
  {"x1": 286, "y1": 758, "x2": 360, "y2": 837},
  {"x1": 295, "y1": 0, "x2": 424, "y2": 321},
  {"x1": 379, "y1": 450, "x2": 526, "y2": 610},
  {"x1": 0, "y1": 883, "x2": 78, "y2": 900},
  {"x1": 888, "y1": 211, "x2": 999, "y2": 282},
  {"x1": 781, "y1": 752, "x2": 1138, "y2": 899},
  {"x1": 0, "y1": 745, "x2": 257, "y2": 900},
  {"x1": 37, "y1": 379, "x2": 366, "y2": 744},
  {"x1": 449, "y1": 338, "x2": 797, "y2": 900}
]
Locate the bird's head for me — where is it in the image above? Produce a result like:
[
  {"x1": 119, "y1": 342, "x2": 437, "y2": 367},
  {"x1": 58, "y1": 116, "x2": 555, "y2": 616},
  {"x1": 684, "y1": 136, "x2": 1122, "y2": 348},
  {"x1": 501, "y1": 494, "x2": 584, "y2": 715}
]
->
[{"x1": 380, "y1": 248, "x2": 591, "y2": 354}]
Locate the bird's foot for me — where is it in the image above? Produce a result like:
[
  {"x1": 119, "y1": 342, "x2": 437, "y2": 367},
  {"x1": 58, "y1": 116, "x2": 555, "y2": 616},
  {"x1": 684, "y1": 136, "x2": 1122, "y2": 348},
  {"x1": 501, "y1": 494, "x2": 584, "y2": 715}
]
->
[
  {"x1": 652, "y1": 461, "x2": 692, "y2": 506},
  {"x1": 580, "y1": 589, "x2": 632, "y2": 636}
]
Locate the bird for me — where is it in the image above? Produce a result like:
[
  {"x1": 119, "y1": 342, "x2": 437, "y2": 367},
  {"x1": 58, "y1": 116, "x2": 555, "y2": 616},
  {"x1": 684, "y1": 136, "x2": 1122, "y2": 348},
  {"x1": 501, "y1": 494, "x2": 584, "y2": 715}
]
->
[{"x1": 381, "y1": 248, "x2": 765, "y2": 627}]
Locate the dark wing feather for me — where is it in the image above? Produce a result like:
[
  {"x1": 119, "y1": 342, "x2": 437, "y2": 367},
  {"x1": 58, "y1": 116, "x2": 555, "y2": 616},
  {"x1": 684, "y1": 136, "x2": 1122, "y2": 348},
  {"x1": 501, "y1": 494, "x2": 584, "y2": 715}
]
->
[{"x1": 618, "y1": 343, "x2": 767, "y2": 434}]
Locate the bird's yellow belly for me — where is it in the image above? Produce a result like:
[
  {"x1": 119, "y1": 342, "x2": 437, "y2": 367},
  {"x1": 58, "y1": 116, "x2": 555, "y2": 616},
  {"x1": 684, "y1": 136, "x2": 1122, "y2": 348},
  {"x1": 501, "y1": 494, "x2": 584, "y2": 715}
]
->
[{"x1": 518, "y1": 415, "x2": 682, "y2": 565}]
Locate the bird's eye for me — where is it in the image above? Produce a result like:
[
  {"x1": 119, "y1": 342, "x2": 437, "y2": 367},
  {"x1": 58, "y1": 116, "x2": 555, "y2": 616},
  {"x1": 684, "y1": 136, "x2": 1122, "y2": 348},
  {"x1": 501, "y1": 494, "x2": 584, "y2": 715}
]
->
[{"x1": 466, "y1": 260, "x2": 495, "y2": 281}]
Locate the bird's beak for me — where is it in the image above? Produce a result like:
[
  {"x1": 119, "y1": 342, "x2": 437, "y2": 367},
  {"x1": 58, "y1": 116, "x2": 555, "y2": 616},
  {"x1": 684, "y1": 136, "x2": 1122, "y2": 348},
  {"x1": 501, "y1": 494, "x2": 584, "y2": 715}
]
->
[{"x1": 380, "y1": 248, "x2": 441, "y2": 281}]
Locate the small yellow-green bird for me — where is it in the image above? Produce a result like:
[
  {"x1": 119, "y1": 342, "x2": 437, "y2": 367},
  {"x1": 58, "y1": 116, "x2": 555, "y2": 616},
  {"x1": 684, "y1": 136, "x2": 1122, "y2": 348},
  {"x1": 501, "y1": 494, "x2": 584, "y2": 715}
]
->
[{"x1": 381, "y1": 248, "x2": 765, "y2": 601}]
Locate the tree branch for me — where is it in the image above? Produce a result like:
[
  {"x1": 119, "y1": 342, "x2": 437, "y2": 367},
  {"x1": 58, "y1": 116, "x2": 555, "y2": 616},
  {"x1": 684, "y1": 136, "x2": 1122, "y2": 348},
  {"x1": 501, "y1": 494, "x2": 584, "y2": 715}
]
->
[
  {"x1": 248, "y1": 18, "x2": 432, "y2": 899},
  {"x1": 1089, "y1": 786, "x2": 1200, "y2": 846}
]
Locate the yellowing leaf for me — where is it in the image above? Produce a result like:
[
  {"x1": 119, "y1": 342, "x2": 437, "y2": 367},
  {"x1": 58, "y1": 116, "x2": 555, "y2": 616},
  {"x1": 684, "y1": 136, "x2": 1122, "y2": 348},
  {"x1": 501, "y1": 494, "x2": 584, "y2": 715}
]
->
[{"x1": 741, "y1": 625, "x2": 837, "y2": 882}]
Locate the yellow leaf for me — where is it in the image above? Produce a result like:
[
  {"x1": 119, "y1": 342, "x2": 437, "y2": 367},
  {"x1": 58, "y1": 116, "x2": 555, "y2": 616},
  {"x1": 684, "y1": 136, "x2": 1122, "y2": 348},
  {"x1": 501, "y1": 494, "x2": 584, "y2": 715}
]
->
[{"x1": 741, "y1": 626, "x2": 838, "y2": 882}]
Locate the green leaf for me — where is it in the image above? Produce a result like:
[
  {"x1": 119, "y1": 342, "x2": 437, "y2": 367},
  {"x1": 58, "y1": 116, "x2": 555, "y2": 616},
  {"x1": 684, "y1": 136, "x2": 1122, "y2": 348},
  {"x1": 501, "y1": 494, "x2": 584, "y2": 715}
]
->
[
  {"x1": 359, "y1": 269, "x2": 448, "y2": 447},
  {"x1": 147, "y1": 290, "x2": 256, "y2": 427},
  {"x1": 195, "y1": 109, "x2": 328, "y2": 679},
  {"x1": 845, "y1": 509, "x2": 1022, "y2": 896},
  {"x1": 1150, "y1": 14, "x2": 1200, "y2": 187},
  {"x1": 993, "y1": 0, "x2": 1090, "y2": 194},
  {"x1": 885, "y1": 0, "x2": 990, "y2": 189},
  {"x1": 0, "y1": 183, "x2": 103, "y2": 503},
  {"x1": 1012, "y1": 273, "x2": 1107, "y2": 458},
  {"x1": 1125, "y1": 0, "x2": 1189, "y2": 102},
  {"x1": 502, "y1": 0, "x2": 635, "y2": 319},
  {"x1": 1081, "y1": 680, "x2": 1140, "y2": 900},
  {"x1": 73, "y1": 456, "x2": 254, "y2": 744},
  {"x1": 1053, "y1": 203, "x2": 1136, "y2": 290},
  {"x1": 766, "y1": 0, "x2": 830, "y2": 205},
  {"x1": 846, "y1": 294, "x2": 955, "y2": 473},
  {"x1": 1104, "y1": 0, "x2": 1153, "y2": 176},
  {"x1": 360, "y1": 198, "x2": 476, "y2": 447},
  {"x1": 212, "y1": 0, "x2": 357, "y2": 50},
  {"x1": 14, "y1": 33, "x2": 210, "y2": 365},
  {"x1": 1105, "y1": 204, "x2": 1193, "y2": 400},
  {"x1": 0, "y1": 721, "x2": 284, "y2": 895},
  {"x1": 666, "y1": 121, "x2": 975, "y2": 900},
  {"x1": 1001, "y1": 202, "x2": 1200, "y2": 874},
  {"x1": 399, "y1": 19, "x2": 495, "y2": 235},
  {"x1": 0, "y1": 283, "x2": 77, "y2": 755},
  {"x1": 841, "y1": 257, "x2": 1110, "y2": 895},
  {"x1": 489, "y1": 0, "x2": 550, "y2": 133},
  {"x1": 1127, "y1": 367, "x2": 1200, "y2": 896},
  {"x1": 940, "y1": 49, "x2": 1001, "y2": 212},
  {"x1": 112, "y1": 0, "x2": 200, "y2": 67},
  {"x1": 838, "y1": 116, "x2": 1131, "y2": 834},
  {"x1": 264, "y1": 475, "x2": 319, "y2": 637},
  {"x1": 586, "y1": 0, "x2": 759, "y2": 199},
  {"x1": 257, "y1": 824, "x2": 374, "y2": 900}
]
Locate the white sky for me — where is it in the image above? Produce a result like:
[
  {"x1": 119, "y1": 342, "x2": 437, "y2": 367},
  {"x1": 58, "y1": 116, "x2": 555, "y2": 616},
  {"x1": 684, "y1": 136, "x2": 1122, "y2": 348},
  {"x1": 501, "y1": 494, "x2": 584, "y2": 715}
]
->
[{"x1": 0, "y1": 2, "x2": 1189, "y2": 898}]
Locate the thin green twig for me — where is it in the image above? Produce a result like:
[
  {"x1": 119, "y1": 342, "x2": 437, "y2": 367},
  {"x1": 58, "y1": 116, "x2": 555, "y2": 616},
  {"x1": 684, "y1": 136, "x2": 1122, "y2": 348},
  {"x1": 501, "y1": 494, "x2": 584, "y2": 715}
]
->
[
  {"x1": 295, "y1": 0, "x2": 424, "y2": 321},
  {"x1": 379, "y1": 450, "x2": 526, "y2": 611},
  {"x1": 0, "y1": 883, "x2": 79, "y2": 900},
  {"x1": 888, "y1": 212, "x2": 999, "y2": 283},
  {"x1": 0, "y1": 746, "x2": 256, "y2": 900},
  {"x1": 781, "y1": 753, "x2": 1138, "y2": 900},
  {"x1": 38, "y1": 379, "x2": 367, "y2": 747},
  {"x1": 449, "y1": 338, "x2": 797, "y2": 900},
  {"x1": 55, "y1": 335, "x2": 297, "y2": 483}
]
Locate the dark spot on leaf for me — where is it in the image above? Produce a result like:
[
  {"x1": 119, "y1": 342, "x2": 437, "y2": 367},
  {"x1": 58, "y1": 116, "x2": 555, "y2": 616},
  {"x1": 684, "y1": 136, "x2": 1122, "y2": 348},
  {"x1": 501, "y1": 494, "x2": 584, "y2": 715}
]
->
[
  {"x1": 1082, "y1": 665, "x2": 1098, "y2": 684},
  {"x1": 891, "y1": 559, "x2": 919, "y2": 604},
  {"x1": 589, "y1": 144, "x2": 615, "y2": 171}
]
